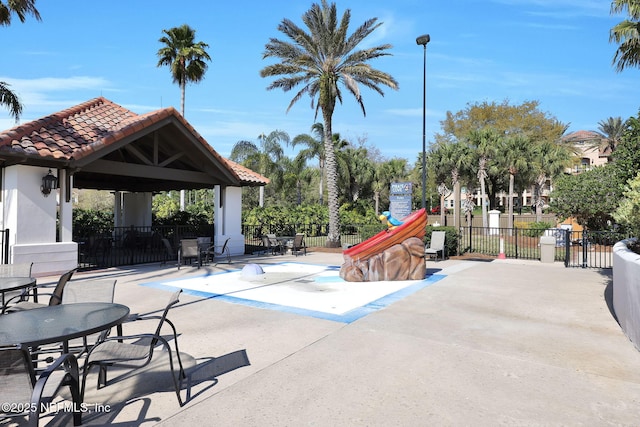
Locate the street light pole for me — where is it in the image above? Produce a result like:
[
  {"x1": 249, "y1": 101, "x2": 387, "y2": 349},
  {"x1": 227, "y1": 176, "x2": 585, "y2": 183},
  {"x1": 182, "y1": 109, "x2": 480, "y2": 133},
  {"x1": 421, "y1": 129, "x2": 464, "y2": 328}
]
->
[{"x1": 416, "y1": 34, "x2": 430, "y2": 210}]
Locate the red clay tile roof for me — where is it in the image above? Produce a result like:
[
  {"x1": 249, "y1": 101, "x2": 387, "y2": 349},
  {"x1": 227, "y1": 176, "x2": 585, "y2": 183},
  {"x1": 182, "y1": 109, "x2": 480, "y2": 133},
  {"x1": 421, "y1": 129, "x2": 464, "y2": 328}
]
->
[
  {"x1": 0, "y1": 97, "x2": 268, "y2": 186},
  {"x1": 562, "y1": 130, "x2": 601, "y2": 142}
]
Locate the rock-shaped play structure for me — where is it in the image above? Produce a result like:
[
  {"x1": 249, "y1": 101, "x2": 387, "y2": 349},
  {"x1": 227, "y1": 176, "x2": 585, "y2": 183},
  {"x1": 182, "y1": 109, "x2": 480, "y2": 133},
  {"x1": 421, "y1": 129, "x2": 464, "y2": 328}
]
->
[
  {"x1": 339, "y1": 237, "x2": 427, "y2": 282},
  {"x1": 339, "y1": 209, "x2": 428, "y2": 282}
]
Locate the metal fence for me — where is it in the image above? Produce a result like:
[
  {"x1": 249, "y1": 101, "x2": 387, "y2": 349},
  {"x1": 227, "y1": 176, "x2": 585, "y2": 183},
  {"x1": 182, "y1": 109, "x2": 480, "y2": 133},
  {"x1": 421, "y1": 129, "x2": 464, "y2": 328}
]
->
[
  {"x1": 76, "y1": 224, "x2": 213, "y2": 269},
  {"x1": 242, "y1": 222, "x2": 383, "y2": 252},
  {"x1": 458, "y1": 225, "x2": 632, "y2": 269}
]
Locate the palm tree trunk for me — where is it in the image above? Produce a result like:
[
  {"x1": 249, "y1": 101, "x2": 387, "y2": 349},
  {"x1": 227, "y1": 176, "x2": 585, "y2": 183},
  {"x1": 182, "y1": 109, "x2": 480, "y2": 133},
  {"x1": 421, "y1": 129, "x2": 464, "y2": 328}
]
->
[
  {"x1": 319, "y1": 163, "x2": 324, "y2": 205},
  {"x1": 322, "y1": 111, "x2": 341, "y2": 247},
  {"x1": 180, "y1": 78, "x2": 187, "y2": 211},
  {"x1": 453, "y1": 178, "x2": 460, "y2": 229},
  {"x1": 508, "y1": 173, "x2": 515, "y2": 231}
]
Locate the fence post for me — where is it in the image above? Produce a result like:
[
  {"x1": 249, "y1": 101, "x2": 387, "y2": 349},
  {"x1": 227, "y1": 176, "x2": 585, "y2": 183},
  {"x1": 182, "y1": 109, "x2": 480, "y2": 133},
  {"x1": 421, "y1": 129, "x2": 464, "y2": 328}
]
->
[
  {"x1": 582, "y1": 230, "x2": 588, "y2": 268},
  {"x1": 514, "y1": 227, "x2": 519, "y2": 259},
  {"x1": 564, "y1": 228, "x2": 571, "y2": 267},
  {"x1": 2, "y1": 229, "x2": 8, "y2": 264}
]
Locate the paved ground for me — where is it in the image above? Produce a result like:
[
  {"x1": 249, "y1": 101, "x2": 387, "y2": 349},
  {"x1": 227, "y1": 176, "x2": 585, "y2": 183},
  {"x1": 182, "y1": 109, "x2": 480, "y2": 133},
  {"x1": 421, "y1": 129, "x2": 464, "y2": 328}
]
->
[{"x1": 24, "y1": 252, "x2": 640, "y2": 426}]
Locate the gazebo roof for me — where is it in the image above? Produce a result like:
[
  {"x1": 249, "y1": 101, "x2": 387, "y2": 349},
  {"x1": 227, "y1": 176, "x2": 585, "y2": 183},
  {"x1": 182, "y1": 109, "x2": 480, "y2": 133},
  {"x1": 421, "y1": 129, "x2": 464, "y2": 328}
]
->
[{"x1": 0, "y1": 97, "x2": 268, "y2": 191}]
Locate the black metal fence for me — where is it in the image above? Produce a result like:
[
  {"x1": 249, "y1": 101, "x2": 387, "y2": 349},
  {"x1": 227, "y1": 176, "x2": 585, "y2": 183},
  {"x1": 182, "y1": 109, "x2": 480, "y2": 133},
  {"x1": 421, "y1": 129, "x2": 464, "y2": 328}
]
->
[
  {"x1": 70, "y1": 221, "x2": 631, "y2": 270},
  {"x1": 242, "y1": 222, "x2": 383, "y2": 252},
  {"x1": 76, "y1": 224, "x2": 213, "y2": 269},
  {"x1": 458, "y1": 225, "x2": 632, "y2": 269}
]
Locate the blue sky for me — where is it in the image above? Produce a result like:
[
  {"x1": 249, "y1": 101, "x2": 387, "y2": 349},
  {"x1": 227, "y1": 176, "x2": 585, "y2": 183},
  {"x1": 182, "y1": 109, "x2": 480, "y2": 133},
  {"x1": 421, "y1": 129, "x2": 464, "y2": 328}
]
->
[{"x1": 2, "y1": 0, "x2": 640, "y2": 163}]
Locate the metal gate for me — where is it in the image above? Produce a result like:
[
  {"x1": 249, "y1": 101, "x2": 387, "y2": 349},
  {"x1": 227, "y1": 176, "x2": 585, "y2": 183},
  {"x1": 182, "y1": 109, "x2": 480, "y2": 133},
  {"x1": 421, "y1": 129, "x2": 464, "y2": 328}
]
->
[{"x1": 561, "y1": 228, "x2": 631, "y2": 269}]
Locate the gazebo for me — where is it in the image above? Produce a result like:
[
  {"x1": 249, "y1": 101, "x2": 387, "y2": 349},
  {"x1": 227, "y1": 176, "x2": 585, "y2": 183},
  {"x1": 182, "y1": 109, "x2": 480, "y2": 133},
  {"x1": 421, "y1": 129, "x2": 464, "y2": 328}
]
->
[{"x1": 0, "y1": 97, "x2": 268, "y2": 275}]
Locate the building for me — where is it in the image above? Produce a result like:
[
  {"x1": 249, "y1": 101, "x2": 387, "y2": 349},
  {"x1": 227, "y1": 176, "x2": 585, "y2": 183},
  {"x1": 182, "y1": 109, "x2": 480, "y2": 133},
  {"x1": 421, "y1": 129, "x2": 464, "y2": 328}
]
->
[{"x1": 0, "y1": 97, "x2": 268, "y2": 275}]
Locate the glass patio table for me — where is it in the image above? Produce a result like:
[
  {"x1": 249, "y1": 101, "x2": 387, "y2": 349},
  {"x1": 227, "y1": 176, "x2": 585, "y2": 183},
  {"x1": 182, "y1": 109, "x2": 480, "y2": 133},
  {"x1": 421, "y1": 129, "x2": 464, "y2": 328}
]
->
[
  {"x1": 0, "y1": 276, "x2": 37, "y2": 310},
  {"x1": 0, "y1": 302, "x2": 130, "y2": 352}
]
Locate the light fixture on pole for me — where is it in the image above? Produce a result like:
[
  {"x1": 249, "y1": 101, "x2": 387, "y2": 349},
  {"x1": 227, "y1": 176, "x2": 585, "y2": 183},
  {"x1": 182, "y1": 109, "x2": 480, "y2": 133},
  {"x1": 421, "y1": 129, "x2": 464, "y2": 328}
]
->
[
  {"x1": 416, "y1": 33, "x2": 430, "y2": 210},
  {"x1": 41, "y1": 169, "x2": 58, "y2": 196}
]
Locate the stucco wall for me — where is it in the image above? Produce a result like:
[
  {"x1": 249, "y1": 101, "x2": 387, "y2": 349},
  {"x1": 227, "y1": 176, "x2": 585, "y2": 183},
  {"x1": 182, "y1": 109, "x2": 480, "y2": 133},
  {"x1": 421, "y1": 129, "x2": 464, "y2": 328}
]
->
[{"x1": 612, "y1": 239, "x2": 640, "y2": 351}]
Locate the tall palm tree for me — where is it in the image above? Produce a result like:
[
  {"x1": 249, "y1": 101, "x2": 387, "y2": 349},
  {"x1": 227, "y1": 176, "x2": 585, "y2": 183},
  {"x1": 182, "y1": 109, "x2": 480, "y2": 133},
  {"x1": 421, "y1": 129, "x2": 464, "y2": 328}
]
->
[
  {"x1": 595, "y1": 116, "x2": 625, "y2": 155},
  {"x1": 610, "y1": 0, "x2": 640, "y2": 72},
  {"x1": 499, "y1": 135, "x2": 534, "y2": 230},
  {"x1": 467, "y1": 128, "x2": 501, "y2": 229},
  {"x1": 157, "y1": 24, "x2": 211, "y2": 116},
  {"x1": 1, "y1": 0, "x2": 41, "y2": 121},
  {"x1": 439, "y1": 141, "x2": 473, "y2": 229},
  {"x1": 260, "y1": 1, "x2": 398, "y2": 247},
  {"x1": 157, "y1": 24, "x2": 211, "y2": 210}
]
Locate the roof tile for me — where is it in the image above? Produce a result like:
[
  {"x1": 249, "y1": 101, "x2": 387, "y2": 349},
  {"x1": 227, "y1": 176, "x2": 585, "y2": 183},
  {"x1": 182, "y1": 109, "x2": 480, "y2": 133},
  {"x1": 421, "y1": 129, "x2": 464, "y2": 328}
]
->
[{"x1": 0, "y1": 97, "x2": 268, "y2": 186}]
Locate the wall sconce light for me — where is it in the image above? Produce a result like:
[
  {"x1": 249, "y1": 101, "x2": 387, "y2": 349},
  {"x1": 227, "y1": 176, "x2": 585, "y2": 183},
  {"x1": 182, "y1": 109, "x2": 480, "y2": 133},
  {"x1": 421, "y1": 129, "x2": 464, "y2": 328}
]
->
[{"x1": 41, "y1": 169, "x2": 58, "y2": 196}]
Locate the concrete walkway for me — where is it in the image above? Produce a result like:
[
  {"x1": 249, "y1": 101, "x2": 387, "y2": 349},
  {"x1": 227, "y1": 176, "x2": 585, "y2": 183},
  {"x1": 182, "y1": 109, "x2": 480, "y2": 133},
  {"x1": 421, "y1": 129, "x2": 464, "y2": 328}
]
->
[{"x1": 34, "y1": 252, "x2": 640, "y2": 426}]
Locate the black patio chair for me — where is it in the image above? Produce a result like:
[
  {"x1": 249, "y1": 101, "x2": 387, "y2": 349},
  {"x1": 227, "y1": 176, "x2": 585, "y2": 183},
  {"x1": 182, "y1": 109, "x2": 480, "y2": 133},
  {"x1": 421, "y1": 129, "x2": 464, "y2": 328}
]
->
[
  {"x1": 0, "y1": 345, "x2": 82, "y2": 426},
  {"x1": 81, "y1": 289, "x2": 186, "y2": 406},
  {"x1": 4, "y1": 268, "x2": 77, "y2": 313}
]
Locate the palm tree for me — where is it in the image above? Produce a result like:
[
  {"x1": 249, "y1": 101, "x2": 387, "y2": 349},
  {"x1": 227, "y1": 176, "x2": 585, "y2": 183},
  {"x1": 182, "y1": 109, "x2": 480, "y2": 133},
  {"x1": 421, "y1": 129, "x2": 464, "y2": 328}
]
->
[
  {"x1": 1, "y1": 0, "x2": 41, "y2": 121},
  {"x1": 260, "y1": 0, "x2": 398, "y2": 247},
  {"x1": 230, "y1": 130, "x2": 289, "y2": 207},
  {"x1": 531, "y1": 140, "x2": 572, "y2": 222},
  {"x1": 157, "y1": 24, "x2": 211, "y2": 116},
  {"x1": 157, "y1": 24, "x2": 211, "y2": 210},
  {"x1": 595, "y1": 116, "x2": 625, "y2": 154},
  {"x1": 610, "y1": 0, "x2": 640, "y2": 72},
  {"x1": 291, "y1": 123, "x2": 326, "y2": 204},
  {"x1": 0, "y1": 82, "x2": 21, "y2": 121},
  {"x1": 467, "y1": 128, "x2": 501, "y2": 228},
  {"x1": 499, "y1": 135, "x2": 534, "y2": 230},
  {"x1": 0, "y1": 0, "x2": 41, "y2": 25},
  {"x1": 439, "y1": 141, "x2": 473, "y2": 229}
]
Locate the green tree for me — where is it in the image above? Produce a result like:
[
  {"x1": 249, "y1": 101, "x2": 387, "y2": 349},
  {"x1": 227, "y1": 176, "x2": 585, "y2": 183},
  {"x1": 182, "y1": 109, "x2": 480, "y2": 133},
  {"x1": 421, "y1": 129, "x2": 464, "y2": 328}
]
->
[
  {"x1": 0, "y1": 82, "x2": 21, "y2": 121},
  {"x1": 613, "y1": 172, "x2": 640, "y2": 236},
  {"x1": 157, "y1": 24, "x2": 211, "y2": 116},
  {"x1": 550, "y1": 166, "x2": 622, "y2": 230},
  {"x1": 1, "y1": 0, "x2": 41, "y2": 121},
  {"x1": 466, "y1": 128, "x2": 501, "y2": 228},
  {"x1": 441, "y1": 141, "x2": 474, "y2": 229},
  {"x1": 0, "y1": 0, "x2": 40, "y2": 25},
  {"x1": 230, "y1": 130, "x2": 290, "y2": 207},
  {"x1": 437, "y1": 99, "x2": 567, "y2": 213},
  {"x1": 157, "y1": 24, "x2": 211, "y2": 211},
  {"x1": 530, "y1": 140, "x2": 573, "y2": 222},
  {"x1": 610, "y1": 0, "x2": 640, "y2": 72},
  {"x1": 595, "y1": 116, "x2": 625, "y2": 154},
  {"x1": 291, "y1": 123, "x2": 326, "y2": 204},
  {"x1": 610, "y1": 113, "x2": 640, "y2": 187},
  {"x1": 260, "y1": 0, "x2": 398, "y2": 247},
  {"x1": 498, "y1": 135, "x2": 535, "y2": 229}
]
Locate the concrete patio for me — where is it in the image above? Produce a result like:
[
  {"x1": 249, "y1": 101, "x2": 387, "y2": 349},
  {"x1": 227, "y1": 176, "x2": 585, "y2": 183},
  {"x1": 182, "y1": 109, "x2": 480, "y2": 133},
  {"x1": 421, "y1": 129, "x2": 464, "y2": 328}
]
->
[{"x1": 31, "y1": 251, "x2": 640, "y2": 426}]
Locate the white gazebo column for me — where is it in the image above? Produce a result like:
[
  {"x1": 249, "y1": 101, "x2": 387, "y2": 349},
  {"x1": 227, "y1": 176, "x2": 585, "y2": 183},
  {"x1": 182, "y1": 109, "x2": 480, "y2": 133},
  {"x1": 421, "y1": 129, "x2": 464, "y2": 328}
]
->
[
  {"x1": 3, "y1": 165, "x2": 77, "y2": 276},
  {"x1": 215, "y1": 185, "x2": 245, "y2": 256},
  {"x1": 114, "y1": 191, "x2": 123, "y2": 228},
  {"x1": 58, "y1": 169, "x2": 73, "y2": 242},
  {"x1": 122, "y1": 192, "x2": 152, "y2": 227}
]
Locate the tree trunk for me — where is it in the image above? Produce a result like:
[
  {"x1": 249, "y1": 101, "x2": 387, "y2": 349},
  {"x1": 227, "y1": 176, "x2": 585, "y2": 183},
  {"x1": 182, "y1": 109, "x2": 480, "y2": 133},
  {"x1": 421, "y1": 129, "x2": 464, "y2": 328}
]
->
[
  {"x1": 322, "y1": 110, "x2": 341, "y2": 248},
  {"x1": 508, "y1": 173, "x2": 515, "y2": 231}
]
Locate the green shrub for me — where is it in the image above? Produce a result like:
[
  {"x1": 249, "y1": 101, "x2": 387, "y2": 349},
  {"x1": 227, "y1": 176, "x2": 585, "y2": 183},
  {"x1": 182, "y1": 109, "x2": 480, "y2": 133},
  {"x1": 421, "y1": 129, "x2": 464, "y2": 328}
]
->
[{"x1": 516, "y1": 221, "x2": 554, "y2": 238}]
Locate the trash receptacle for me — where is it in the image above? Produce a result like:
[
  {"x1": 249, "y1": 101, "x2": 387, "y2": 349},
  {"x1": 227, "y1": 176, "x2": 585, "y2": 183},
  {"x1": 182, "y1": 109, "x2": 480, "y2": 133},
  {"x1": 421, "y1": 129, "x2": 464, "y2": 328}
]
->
[{"x1": 540, "y1": 235, "x2": 556, "y2": 263}]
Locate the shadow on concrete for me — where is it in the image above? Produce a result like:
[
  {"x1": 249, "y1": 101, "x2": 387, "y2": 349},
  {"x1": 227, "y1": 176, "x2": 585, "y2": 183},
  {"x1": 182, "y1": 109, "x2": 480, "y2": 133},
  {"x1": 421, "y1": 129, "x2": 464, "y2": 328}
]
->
[{"x1": 75, "y1": 349, "x2": 250, "y2": 426}]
